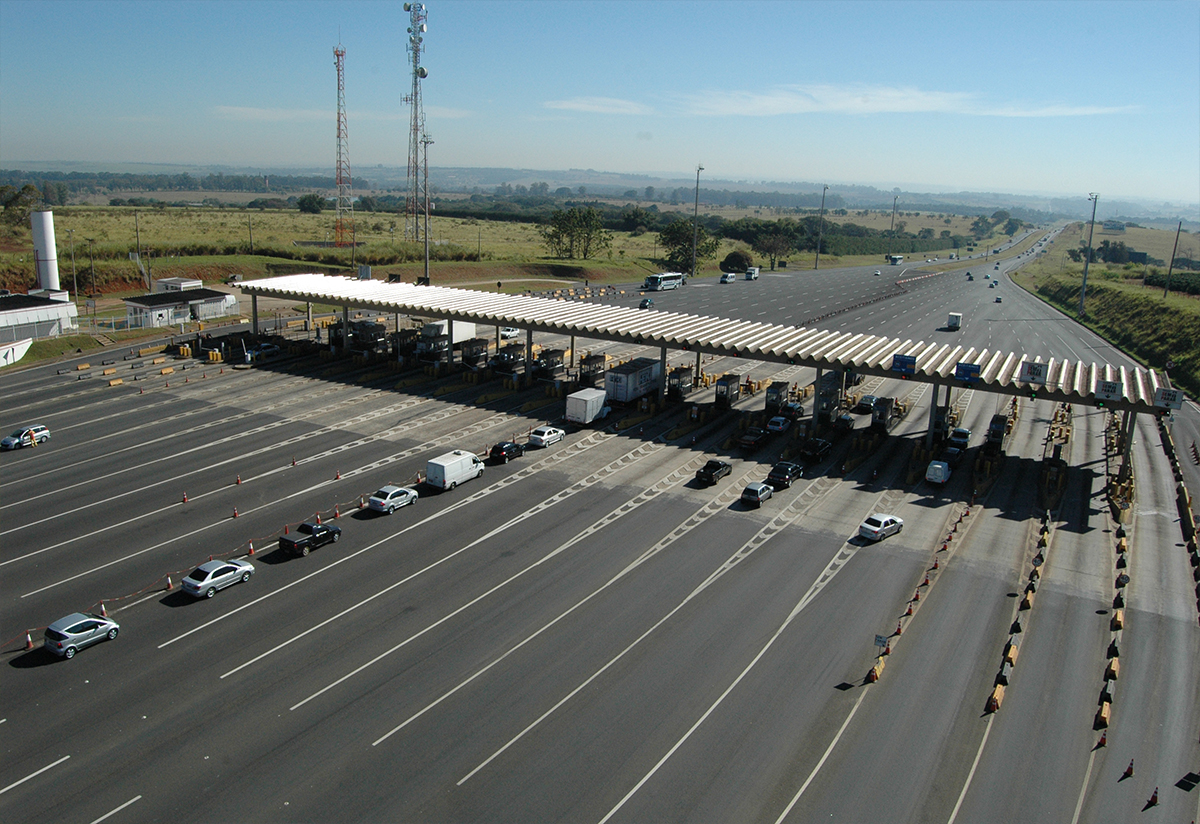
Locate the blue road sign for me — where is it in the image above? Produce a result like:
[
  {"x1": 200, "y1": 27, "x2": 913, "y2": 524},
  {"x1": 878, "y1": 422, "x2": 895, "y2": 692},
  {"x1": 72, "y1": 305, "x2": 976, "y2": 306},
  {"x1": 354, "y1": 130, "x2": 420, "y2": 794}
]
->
[
  {"x1": 955, "y1": 362, "x2": 981, "y2": 383},
  {"x1": 891, "y1": 354, "x2": 917, "y2": 375}
]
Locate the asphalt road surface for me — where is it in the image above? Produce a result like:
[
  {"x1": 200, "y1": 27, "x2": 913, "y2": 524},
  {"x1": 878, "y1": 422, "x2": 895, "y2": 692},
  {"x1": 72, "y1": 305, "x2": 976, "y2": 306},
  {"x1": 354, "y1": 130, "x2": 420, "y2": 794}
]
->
[{"x1": 2, "y1": 233, "x2": 1197, "y2": 823}]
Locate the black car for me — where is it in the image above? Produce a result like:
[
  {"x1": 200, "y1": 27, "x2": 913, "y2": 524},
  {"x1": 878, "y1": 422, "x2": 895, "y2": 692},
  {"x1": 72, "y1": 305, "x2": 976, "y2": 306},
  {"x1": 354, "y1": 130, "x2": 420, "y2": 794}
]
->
[
  {"x1": 833, "y1": 412, "x2": 855, "y2": 432},
  {"x1": 854, "y1": 395, "x2": 878, "y2": 414},
  {"x1": 778, "y1": 402, "x2": 806, "y2": 421},
  {"x1": 639, "y1": 298, "x2": 654, "y2": 309},
  {"x1": 738, "y1": 427, "x2": 769, "y2": 449},
  {"x1": 279, "y1": 522, "x2": 342, "y2": 556},
  {"x1": 799, "y1": 438, "x2": 833, "y2": 462},
  {"x1": 696, "y1": 459, "x2": 732, "y2": 485},
  {"x1": 767, "y1": 461, "x2": 803, "y2": 489},
  {"x1": 489, "y1": 441, "x2": 526, "y2": 463}
]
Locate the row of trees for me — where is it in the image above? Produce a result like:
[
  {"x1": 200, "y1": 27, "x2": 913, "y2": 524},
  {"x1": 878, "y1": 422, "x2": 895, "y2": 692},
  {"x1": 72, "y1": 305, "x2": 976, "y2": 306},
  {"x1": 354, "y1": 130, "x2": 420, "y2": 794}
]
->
[{"x1": 0, "y1": 170, "x2": 361, "y2": 196}]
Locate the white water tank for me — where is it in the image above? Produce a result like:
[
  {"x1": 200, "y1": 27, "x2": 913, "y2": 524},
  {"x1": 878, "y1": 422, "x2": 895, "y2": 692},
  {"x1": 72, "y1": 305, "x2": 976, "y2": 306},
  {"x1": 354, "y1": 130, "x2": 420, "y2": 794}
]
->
[{"x1": 30, "y1": 210, "x2": 61, "y2": 292}]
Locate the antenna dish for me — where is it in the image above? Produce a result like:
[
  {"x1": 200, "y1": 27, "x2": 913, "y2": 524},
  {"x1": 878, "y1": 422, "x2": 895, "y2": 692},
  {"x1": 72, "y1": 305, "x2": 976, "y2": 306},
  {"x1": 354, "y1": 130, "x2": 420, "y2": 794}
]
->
[
  {"x1": 417, "y1": 67, "x2": 428, "y2": 78},
  {"x1": 420, "y1": 23, "x2": 427, "y2": 32},
  {"x1": 403, "y1": 3, "x2": 411, "y2": 10}
]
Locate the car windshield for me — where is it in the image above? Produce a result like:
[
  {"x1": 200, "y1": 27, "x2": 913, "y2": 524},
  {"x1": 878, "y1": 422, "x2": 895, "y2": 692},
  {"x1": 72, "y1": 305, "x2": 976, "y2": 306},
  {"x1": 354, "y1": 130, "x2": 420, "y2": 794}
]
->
[
  {"x1": 372, "y1": 489, "x2": 390, "y2": 499},
  {"x1": 864, "y1": 517, "x2": 883, "y2": 528},
  {"x1": 8, "y1": 430, "x2": 24, "y2": 438},
  {"x1": 45, "y1": 628, "x2": 67, "y2": 641},
  {"x1": 188, "y1": 568, "x2": 210, "y2": 581}
]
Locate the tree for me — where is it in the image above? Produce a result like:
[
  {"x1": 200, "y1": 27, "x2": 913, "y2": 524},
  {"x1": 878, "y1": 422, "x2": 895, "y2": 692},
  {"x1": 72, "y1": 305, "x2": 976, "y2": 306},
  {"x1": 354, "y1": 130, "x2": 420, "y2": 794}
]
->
[
  {"x1": 1, "y1": 183, "x2": 40, "y2": 226},
  {"x1": 644, "y1": 186, "x2": 655, "y2": 201},
  {"x1": 1003, "y1": 217, "x2": 1022, "y2": 236},
  {"x1": 539, "y1": 206, "x2": 612, "y2": 259},
  {"x1": 619, "y1": 205, "x2": 657, "y2": 234},
  {"x1": 991, "y1": 210, "x2": 1011, "y2": 224},
  {"x1": 751, "y1": 232, "x2": 795, "y2": 270},
  {"x1": 917, "y1": 228, "x2": 934, "y2": 240},
  {"x1": 657, "y1": 218, "x2": 720, "y2": 272},
  {"x1": 720, "y1": 250, "x2": 754, "y2": 273},
  {"x1": 297, "y1": 194, "x2": 325, "y2": 214}
]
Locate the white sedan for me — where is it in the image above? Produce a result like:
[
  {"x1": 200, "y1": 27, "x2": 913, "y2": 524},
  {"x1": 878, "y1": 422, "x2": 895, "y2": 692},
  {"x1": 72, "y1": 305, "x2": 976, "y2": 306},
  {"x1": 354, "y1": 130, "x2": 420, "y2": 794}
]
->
[
  {"x1": 528, "y1": 426, "x2": 565, "y2": 447},
  {"x1": 766, "y1": 416, "x2": 791, "y2": 434},
  {"x1": 182, "y1": 558, "x2": 255, "y2": 598},
  {"x1": 859, "y1": 513, "x2": 903, "y2": 542}
]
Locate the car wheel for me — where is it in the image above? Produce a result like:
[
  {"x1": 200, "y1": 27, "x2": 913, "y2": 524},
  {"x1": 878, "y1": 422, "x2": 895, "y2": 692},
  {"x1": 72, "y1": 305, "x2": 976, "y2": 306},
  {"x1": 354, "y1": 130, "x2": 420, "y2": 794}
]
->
[
  {"x1": 450, "y1": 481, "x2": 457, "y2": 490},
  {"x1": 897, "y1": 523, "x2": 903, "y2": 533},
  {"x1": 205, "y1": 588, "x2": 216, "y2": 598},
  {"x1": 64, "y1": 646, "x2": 76, "y2": 659},
  {"x1": 241, "y1": 571, "x2": 251, "y2": 583},
  {"x1": 107, "y1": 627, "x2": 118, "y2": 641},
  {"x1": 476, "y1": 469, "x2": 483, "y2": 478},
  {"x1": 333, "y1": 532, "x2": 340, "y2": 542},
  {"x1": 388, "y1": 505, "x2": 396, "y2": 514},
  {"x1": 502, "y1": 455, "x2": 509, "y2": 464},
  {"x1": 301, "y1": 546, "x2": 310, "y2": 556}
]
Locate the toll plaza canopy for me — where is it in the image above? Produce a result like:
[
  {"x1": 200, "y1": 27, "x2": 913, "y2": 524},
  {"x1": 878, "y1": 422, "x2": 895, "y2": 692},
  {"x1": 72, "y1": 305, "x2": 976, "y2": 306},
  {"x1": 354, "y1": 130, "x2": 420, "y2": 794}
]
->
[{"x1": 240, "y1": 274, "x2": 1178, "y2": 414}]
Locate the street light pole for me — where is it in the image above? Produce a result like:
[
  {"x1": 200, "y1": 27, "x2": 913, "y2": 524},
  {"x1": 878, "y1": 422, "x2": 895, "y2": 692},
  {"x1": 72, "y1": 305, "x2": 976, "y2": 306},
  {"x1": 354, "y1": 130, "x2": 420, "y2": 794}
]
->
[
  {"x1": 691, "y1": 163, "x2": 704, "y2": 280},
  {"x1": 68, "y1": 228, "x2": 77, "y2": 305},
  {"x1": 887, "y1": 195, "x2": 898, "y2": 263},
  {"x1": 422, "y1": 133, "x2": 433, "y2": 285},
  {"x1": 815, "y1": 184, "x2": 829, "y2": 270},
  {"x1": 1079, "y1": 193, "x2": 1099, "y2": 318}
]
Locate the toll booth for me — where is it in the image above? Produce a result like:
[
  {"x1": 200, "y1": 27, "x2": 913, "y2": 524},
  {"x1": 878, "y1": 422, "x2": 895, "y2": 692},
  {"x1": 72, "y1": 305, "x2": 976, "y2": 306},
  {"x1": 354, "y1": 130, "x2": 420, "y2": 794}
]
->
[
  {"x1": 667, "y1": 366, "x2": 694, "y2": 402},
  {"x1": 533, "y1": 348, "x2": 566, "y2": 380},
  {"x1": 460, "y1": 337, "x2": 490, "y2": 368},
  {"x1": 816, "y1": 371, "x2": 841, "y2": 425},
  {"x1": 491, "y1": 343, "x2": 525, "y2": 375},
  {"x1": 765, "y1": 380, "x2": 791, "y2": 416},
  {"x1": 579, "y1": 353, "x2": 609, "y2": 387},
  {"x1": 715, "y1": 373, "x2": 743, "y2": 410}
]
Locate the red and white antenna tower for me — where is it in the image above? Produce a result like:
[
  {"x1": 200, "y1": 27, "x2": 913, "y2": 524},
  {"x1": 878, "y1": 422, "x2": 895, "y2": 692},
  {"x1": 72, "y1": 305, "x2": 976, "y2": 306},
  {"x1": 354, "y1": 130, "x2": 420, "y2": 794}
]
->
[
  {"x1": 333, "y1": 42, "x2": 353, "y2": 248},
  {"x1": 402, "y1": 2, "x2": 428, "y2": 242}
]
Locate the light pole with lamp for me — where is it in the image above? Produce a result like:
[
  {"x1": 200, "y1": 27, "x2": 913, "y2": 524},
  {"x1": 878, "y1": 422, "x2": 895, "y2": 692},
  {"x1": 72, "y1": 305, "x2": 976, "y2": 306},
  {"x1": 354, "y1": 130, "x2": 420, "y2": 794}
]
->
[
  {"x1": 67, "y1": 228, "x2": 77, "y2": 306},
  {"x1": 1079, "y1": 192, "x2": 1099, "y2": 318},
  {"x1": 690, "y1": 163, "x2": 704, "y2": 281},
  {"x1": 814, "y1": 184, "x2": 829, "y2": 270},
  {"x1": 887, "y1": 195, "x2": 898, "y2": 263}
]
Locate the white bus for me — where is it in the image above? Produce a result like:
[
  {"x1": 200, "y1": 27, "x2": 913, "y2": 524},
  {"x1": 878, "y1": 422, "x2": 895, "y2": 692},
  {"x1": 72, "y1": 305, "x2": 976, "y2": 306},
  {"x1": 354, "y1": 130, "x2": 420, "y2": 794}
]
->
[{"x1": 643, "y1": 272, "x2": 687, "y2": 291}]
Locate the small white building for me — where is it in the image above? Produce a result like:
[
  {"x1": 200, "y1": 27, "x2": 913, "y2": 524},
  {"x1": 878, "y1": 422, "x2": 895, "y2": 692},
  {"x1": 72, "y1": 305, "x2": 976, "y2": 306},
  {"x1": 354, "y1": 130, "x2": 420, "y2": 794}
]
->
[
  {"x1": 0, "y1": 292, "x2": 79, "y2": 343},
  {"x1": 124, "y1": 289, "x2": 238, "y2": 328},
  {"x1": 152, "y1": 277, "x2": 204, "y2": 293}
]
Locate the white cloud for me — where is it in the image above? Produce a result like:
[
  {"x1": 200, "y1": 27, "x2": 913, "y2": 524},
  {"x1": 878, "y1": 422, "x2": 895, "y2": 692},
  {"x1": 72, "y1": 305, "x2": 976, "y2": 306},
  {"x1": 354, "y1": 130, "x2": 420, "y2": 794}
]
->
[
  {"x1": 676, "y1": 83, "x2": 1134, "y2": 118},
  {"x1": 543, "y1": 96, "x2": 654, "y2": 115}
]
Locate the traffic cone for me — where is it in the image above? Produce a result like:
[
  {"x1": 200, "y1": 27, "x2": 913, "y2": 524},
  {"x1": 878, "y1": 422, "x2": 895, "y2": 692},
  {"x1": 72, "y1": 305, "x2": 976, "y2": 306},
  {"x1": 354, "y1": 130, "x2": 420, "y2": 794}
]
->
[
  {"x1": 247, "y1": 540, "x2": 255, "y2": 556},
  {"x1": 232, "y1": 507, "x2": 239, "y2": 518},
  {"x1": 99, "y1": 602, "x2": 107, "y2": 617},
  {"x1": 236, "y1": 474, "x2": 242, "y2": 485},
  {"x1": 284, "y1": 524, "x2": 289, "y2": 534},
  {"x1": 316, "y1": 512, "x2": 322, "y2": 525},
  {"x1": 913, "y1": 588, "x2": 921, "y2": 602},
  {"x1": 140, "y1": 387, "x2": 143, "y2": 395},
  {"x1": 941, "y1": 542, "x2": 948, "y2": 551},
  {"x1": 883, "y1": 639, "x2": 891, "y2": 655},
  {"x1": 292, "y1": 456, "x2": 296, "y2": 467},
  {"x1": 182, "y1": 492, "x2": 188, "y2": 503},
  {"x1": 1122, "y1": 760, "x2": 1134, "y2": 779},
  {"x1": 334, "y1": 505, "x2": 340, "y2": 519},
  {"x1": 895, "y1": 620, "x2": 904, "y2": 636},
  {"x1": 923, "y1": 574, "x2": 930, "y2": 587},
  {"x1": 359, "y1": 496, "x2": 366, "y2": 509},
  {"x1": 166, "y1": 576, "x2": 174, "y2": 591},
  {"x1": 185, "y1": 376, "x2": 189, "y2": 383},
  {"x1": 24, "y1": 631, "x2": 34, "y2": 651},
  {"x1": 933, "y1": 557, "x2": 940, "y2": 570},
  {"x1": 1097, "y1": 731, "x2": 1106, "y2": 748},
  {"x1": 1147, "y1": 788, "x2": 1158, "y2": 807},
  {"x1": 335, "y1": 469, "x2": 341, "y2": 480},
  {"x1": 905, "y1": 602, "x2": 913, "y2": 616}
]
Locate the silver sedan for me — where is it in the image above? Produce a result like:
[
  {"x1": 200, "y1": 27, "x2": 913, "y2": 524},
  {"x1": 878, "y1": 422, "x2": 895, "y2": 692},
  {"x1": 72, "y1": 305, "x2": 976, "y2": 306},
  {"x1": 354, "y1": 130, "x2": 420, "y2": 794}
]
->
[{"x1": 182, "y1": 558, "x2": 255, "y2": 598}]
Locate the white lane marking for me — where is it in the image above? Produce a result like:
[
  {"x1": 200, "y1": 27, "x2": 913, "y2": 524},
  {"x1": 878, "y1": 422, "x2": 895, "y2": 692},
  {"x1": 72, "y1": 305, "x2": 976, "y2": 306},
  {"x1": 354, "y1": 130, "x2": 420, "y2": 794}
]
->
[
  {"x1": 946, "y1": 715, "x2": 993, "y2": 824},
  {"x1": 595, "y1": 541, "x2": 860, "y2": 823},
  {"x1": 373, "y1": 465, "x2": 751, "y2": 750},
  {"x1": 286, "y1": 441, "x2": 673, "y2": 709},
  {"x1": 88, "y1": 795, "x2": 142, "y2": 824},
  {"x1": 773, "y1": 687, "x2": 870, "y2": 823},
  {"x1": 1069, "y1": 746, "x2": 1097, "y2": 824},
  {"x1": 0, "y1": 755, "x2": 70, "y2": 795},
  {"x1": 164, "y1": 435, "x2": 616, "y2": 650}
]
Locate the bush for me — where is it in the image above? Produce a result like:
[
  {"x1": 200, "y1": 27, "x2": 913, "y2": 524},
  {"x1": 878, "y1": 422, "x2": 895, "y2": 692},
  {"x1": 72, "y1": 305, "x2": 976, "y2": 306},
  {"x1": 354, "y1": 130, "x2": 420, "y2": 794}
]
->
[{"x1": 720, "y1": 250, "x2": 753, "y2": 273}]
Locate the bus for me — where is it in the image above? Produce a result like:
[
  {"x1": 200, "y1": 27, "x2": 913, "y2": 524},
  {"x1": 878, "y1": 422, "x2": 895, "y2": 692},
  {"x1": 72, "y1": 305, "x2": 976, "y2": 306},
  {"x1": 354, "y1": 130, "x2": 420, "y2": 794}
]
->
[{"x1": 643, "y1": 272, "x2": 687, "y2": 291}]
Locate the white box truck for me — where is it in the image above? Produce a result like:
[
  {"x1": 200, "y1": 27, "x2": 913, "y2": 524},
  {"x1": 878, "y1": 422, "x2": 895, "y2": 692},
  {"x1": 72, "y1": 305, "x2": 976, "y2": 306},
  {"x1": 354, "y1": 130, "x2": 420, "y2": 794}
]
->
[
  {"x1": 947, "y1": 312, "x2": 962, "y2": 330},
  {"x1": 565, "y1": 388, "x2": 610, "y2": 425},
  {"x1": 605, "y1": 357, "x2": 663, "y2": 403},
  {"x1": 425, "y1": 450, "x2": 484, "y2": 490}
]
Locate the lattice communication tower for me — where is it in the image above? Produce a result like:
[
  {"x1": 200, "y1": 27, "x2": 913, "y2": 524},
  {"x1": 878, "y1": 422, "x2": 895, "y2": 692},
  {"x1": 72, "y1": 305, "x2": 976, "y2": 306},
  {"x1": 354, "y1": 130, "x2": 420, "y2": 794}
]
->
[
  {"x1": 333, "y1": 43, "x2": 354, "y2": 247},
  {"x1": 402, "y1": 2, "x2": 428, "y2": 242}
]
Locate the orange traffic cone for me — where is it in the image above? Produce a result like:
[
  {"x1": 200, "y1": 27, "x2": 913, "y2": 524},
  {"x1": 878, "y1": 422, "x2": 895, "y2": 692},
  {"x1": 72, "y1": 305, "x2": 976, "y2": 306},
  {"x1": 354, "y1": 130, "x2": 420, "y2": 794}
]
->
[
  {"x1": 895, "y1": 620, "x2": 904, "y2": 636},
  {"x1": 232, "y1": 507, "x2": 239, "y2": 518},
  {"x1": 292, "y1": 456, "x2": 296, "y2": 467},
  {"x1": 248, "y1": 540, "x2": 255, "y2": 556},
  {"x1": 284, "y1": 524, "x2": 289, "y2": 534},
  {"x1": 316, "y1": 512, "x2": 322, "y2": 525},
  {"x1": 905, "y1": 602, "x2": 913, "y2": 616},
  {"x1": 335, "y1": 469, "x2": 341, "y2": 480},
  {"x1": 913, "y1": 588, "x2": 921, "y2": 602},
  {"x1": 1122, "y1": 760, "x2": 1134, "y2": 779},
  {"x1": 99, "y1": 602, "x2": 107, "y2": 617},
  {"x1": 1097, "y1": 731, "x2": 1106, "y2": 748},
  {"x1": 1147, "y1": 788, "x2": 1158, "y2": 807},
  {"x1": 359, "y1": 496, "x2": 366, "y2": 509},
  {"x1": 236, "y1": 474, "x2": 242, "y2": 485},
  {"x1": 933, "y1": 557, "x2": 940, "y2": 570},
  {"x1": 24, "y1": 631, "x2": 34, "y2": 651},
  {"x1": 166, "y1": 576, "x2": 174, "y2": 591},
  {"x1": 884, "y1": 639, "x2": 892, "y2": 655},
  {"x1": 923, "y1": 574, "x2": 930, "y2": 587},
  {"x1": 185, "y1": 376, "x2": 189, "y2": 383},
  {"x1": 182, "y1": 492, "x2": 188, "y2": 503},
  {"x1": 334, "y1": 505, "x2": 340, "y2": 519}
]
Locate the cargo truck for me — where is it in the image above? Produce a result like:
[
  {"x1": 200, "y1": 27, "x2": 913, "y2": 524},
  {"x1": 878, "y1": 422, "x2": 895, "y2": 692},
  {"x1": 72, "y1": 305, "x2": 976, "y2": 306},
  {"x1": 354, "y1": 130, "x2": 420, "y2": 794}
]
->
[
  {"x1": 415, "y1": 320, "x2": 477, "y2": 360},
  {"x1": 565, "y1": 388, "x2": 611, "y2": 425},
  {"x1": 425, "y1": 450, "x2": 484, "y2": 490},
  {"x1": 947, "y1": 312, "x2": 962, "y2": 330},
  {"x1": 605, "y1": 357, "x2": 662, "y2": 404},
  {"x1": 985, "y1": 413, "x2": 1009, "y2": 455}
]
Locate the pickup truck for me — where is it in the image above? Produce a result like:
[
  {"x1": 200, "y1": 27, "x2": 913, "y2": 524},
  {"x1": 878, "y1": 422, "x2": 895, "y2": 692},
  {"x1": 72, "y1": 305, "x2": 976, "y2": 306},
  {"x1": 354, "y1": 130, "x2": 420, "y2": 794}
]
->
[
  {"x1": 279, "y1": 522, "x2": 342, "y2": 556},
  {"x1": 737, "y1": 427, "x2": 769, "y2": 449}
]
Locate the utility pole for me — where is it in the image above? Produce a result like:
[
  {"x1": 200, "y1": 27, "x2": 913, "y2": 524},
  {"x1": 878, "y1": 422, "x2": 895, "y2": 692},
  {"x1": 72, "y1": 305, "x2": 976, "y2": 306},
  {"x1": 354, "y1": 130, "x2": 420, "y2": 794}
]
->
[
  {"x1": 815, "y1": 184, "x2": 829, "y2": 270},
  {"x1": 67, "y1": 228, "x2": 77, "y2": 305},
  {"x1": 422, "y1": 133, "x2": 433, "y2": 284},
  {"x1": 887, "y1": 195, "x2": 898, "y2": 262},
  {"x1": 691, "y1": 163, "x2": 704, "y2": 280},
  {"x1": 1163, "y1": 220, "x2": 1182, "y2": 298},
  {"x1": 1079, "y1": 193, "x2": 1099, "y2": 318}
]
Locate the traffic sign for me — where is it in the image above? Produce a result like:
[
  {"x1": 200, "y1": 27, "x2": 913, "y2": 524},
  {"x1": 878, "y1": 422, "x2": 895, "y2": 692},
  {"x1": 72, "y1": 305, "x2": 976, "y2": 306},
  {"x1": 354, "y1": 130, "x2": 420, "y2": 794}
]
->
[
  {"x1": 1019, "y1": 361, "x2": 1048, "y2": 385},
  {"x1": 1096, "y1": 380, "x2": 1123, "y2": 402},
  {"x1": 890, "y1": 354, "x2": 917, "y2": 375},
  {"x1": 1154, "y1": 386, "x2": 1183, "y2": 410},
  {"x1": 875, "y1": 635, "x2": 888, "y2": 649},
  {"x1": 955, "y1": 362, "x2": 981, "y2": 383}
]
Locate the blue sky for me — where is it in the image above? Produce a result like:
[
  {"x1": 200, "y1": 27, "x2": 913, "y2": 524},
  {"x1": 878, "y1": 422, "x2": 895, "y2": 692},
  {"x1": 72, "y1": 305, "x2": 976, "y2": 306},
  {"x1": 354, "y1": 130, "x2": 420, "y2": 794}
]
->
[{"x1": 1, "y1": 0, "x2": 1197, "y2": 203}]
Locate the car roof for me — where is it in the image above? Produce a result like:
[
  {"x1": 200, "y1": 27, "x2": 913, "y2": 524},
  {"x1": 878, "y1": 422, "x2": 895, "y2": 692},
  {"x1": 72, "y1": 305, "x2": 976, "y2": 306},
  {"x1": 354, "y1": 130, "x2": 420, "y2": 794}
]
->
[
  {"x1": 374, "y1": 485, "x2": 403, "y2": 494},
  {"x1": 48, "y1": 612, "x2": 93, "y2": 630}
]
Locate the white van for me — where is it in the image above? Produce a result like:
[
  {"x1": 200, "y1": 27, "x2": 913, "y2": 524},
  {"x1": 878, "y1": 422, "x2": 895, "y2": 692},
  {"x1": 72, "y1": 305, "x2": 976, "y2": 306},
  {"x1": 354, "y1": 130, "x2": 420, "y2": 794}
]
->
[
  {"x1": 426, "y1": 450, "x2": 484, "y2": 490},
  {"x1": 925, "y1": 460, "x2": 951, "y2": 485},
  {"x1": 744, "y1": 267, "x2": 760, "y2": 280}
]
